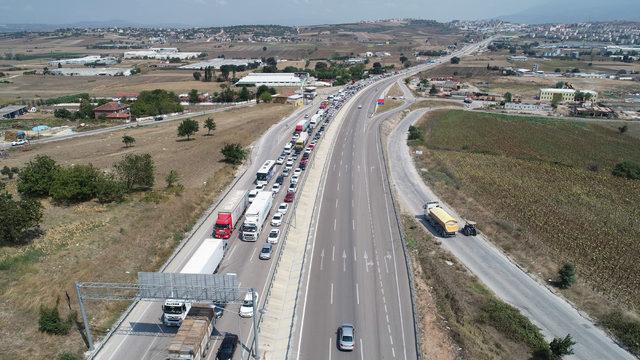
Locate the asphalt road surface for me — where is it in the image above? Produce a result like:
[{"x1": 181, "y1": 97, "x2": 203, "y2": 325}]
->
[{"x1": 386, "y1": 101, "x2": 636, "y2": 358}]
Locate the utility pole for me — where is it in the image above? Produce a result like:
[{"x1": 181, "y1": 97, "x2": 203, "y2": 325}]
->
[{"x1": 76, "y1": 283, "x2": 95, "y2": 351}]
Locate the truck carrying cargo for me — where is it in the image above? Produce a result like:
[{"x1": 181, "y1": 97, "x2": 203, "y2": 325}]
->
[
  {"x1": 214, "y1": 190, "x2": 248, "y2": 239},
  {"x1": 295, "y1": 118, "x2": 310, "y2": 133},
  {"x1": 294, "y1": 132, "x2": 309, "y2": 152},
  {"x1": 167, "y1": 304, "x2": 215, "y2": 360},
  {"x1": 423, "y1": 202, "x2": 458, "y2": 237},
  {"x1": 310, "y1": 114, "x2": 321, "y2": 128},
  {"x1": 242, "y1": 191, "x2": 273, "y2": 241},
  {"x1": 163, "y1": 238, "x2": 228, "y2": 326}
]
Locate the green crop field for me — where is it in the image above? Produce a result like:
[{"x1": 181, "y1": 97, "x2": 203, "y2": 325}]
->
[{"x1": 412, "y1": 110, "x2": 640, "y2": 312}]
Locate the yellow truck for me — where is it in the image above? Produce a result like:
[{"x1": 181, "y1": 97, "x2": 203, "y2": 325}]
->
[{"x1": 424, "y1": 201, "x2": 459, "y2": 237}]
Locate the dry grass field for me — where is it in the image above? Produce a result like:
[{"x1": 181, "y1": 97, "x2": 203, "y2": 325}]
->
[
  {"x1": 0, "y1": 103, "x2": 295, "y2": 359},
  {"x1": 410, "y1": 109, "x2": 640, "y2": 354}
]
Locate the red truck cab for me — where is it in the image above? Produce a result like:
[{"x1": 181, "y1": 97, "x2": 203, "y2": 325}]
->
[{"x1": 214, "y1": 214, "x2": 233, "y2": 239}]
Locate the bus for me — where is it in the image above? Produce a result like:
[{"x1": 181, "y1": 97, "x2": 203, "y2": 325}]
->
[{"x1": 256, "y1": 160, "x2": 276, "y2": 186}]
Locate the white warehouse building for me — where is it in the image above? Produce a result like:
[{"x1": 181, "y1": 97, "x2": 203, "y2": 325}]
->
[
  {"x1": 235, "y1": 73, "x2": 308, "y2": 87},
  {"x1": 124, "y1": 48, "x2": 202, "y2": 60},
  {"x1": 49, "y1": 55, "x2": 118, "y2": 66}
]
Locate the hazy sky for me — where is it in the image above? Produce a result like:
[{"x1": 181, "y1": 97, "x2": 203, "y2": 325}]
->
[{"x1": 0, "y1": 0, "x2": 549, "y2": 25}]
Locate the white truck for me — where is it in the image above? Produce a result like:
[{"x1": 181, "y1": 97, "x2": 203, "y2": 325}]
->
[
  {"x1": 162, "y1": 238, "x2": 228, "y2": 327},
  {"x1": 242, "y1": 191, "x2": 273, "y2": 241},
  {"x1": 309, "y1": 114, "x2": 321, "y2": 129}
]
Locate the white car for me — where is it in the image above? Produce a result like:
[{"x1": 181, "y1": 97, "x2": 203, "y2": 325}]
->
[
  {"x1": 304, "y1": 148, "x2": 312, "y2": 155},
  {"x1": 268, "y1": 228, "x2": 280, "y2": 244},
  {"x1": 271, "y1": 212, "x2": 284, "y2": 227},
  {"x1": 282, "y1": 168, "x2": 290, "y2": 177},
  {"x1": 357, "y1": 105, "x2": 362, "y2": 109},
  {"x1": 285, "y1": 160, "x2": 294, "y2": 170},
  {"x1": 248, "y1": 190, "x2": 259, "y2": 203},
  {"x1": 256, "y1": 183, "x2": 265, "y2": 191},
  {"x1": 292, "y1": 133, "x2": 300, "y2": 140},
  {"x1": 291, "y1": 174, "x2": 299, "y2": 185},
  {"x1": 271, "y1": 183, "x2": 281, "y2": 195},
  {"x1": 278, "y1": 202, "x2": 289, "y2": 215},
  {"x1": 288, "y1": 182, "x2": 298, "y2": 193},
  {"x1": 276, "y1": 156, "x2": 285, "y2": 165},
  {"x1": 293, "y1": 168, "x2": 303, "y2": 177},
  {"x1": 11, "y1": 139, "x2": 28, "y2": 146},
  {"x1": 239, "y1": 291, "x2": 258, "y2": 318}
]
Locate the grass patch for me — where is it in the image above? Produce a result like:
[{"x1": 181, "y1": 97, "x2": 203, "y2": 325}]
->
[
  {"x1": 0, "y1": 248, "x2": 45, "y2": 271},
  {"x1": 479, "y1": 299, "x2": 547, "y2": 351},
  {"x1": 377, "y1": 99, "x2": 403, "y2": 113},
  {"x1": 601, "y1": 311, "x2": 640, "y2": 354}
]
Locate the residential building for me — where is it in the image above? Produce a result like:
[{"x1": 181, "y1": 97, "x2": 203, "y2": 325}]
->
[
  {"x1": 539, "y1": 88, "x2": 576, "y2": 102},
  {"x1": 93, "y1": 102, "x2": 130, "y2": 121},
  {"x1": 0, "y1": 105, "x2": 28, "y2": 119}
]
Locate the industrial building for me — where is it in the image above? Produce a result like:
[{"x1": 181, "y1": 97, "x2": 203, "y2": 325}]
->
[
  {"x1": 0, "y1": 105, "x2": 28, "y2": 119},
  {"x1": 179, "y1": 58, "x2": 261, "y2": 70},
  {"x1": 124, "y1": 48, "x2": 201, "y2": 60},
  {"x1": 235, "y1": 73, "x2": 308, "y2": 87},
  {"x1": 49, "y1": 55, "x2": 118, "y2": 66},
  {"x1": 49, "y1": 68, "x2": 133, "y2": 76},
  {"x1": 539, "y1": 88, "x2": 598, "y2": 102}
]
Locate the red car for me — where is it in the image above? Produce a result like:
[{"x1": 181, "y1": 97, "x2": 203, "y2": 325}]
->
[{"x1": 284, "y1": 191, "x2": 295, "y2": 203}]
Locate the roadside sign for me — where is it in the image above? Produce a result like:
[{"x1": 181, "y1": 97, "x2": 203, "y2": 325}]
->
[{"x1": 377, "y1": 99, "x2": 385, "y2": 106}]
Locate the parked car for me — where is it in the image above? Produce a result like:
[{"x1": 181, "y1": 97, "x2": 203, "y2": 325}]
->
[
  {"x1": 337, "y1": 324, "x2": 355, "y2": 351},
  {"x1": 284, "y1": 191, "x2": 295, "y2": 203},
  {"x1": 259, "y1": 243, "x2": 273, "y2": 260},
  {"x1": 268, "y1": 229, "x2": 280, "y2": 244},
  {"x1": 256, "y1": 183, "x2": 265, "y2": 191},
  {"x1": 216, "y1": 333, "x2": 239, "y2": 360},
  {"x1": 11, "y1": 139, "x2": 28, "y2": 146},
  {"x1": 271, "y1": 212, "x2": 284, "y2": 226},
  {"x1": 277, "y1": 202, "x2": 289, "y2": 214}
]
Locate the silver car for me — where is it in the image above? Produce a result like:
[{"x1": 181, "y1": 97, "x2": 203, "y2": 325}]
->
[
  {"x1": 259, "y1": 243, "x2": 273, "y2": 260},
  {"x1": 337, "y1": 324, "x2": 355, "y2": 351}
]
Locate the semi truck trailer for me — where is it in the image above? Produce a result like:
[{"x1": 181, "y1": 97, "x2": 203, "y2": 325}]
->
[
  {"x1": 424, "y1": 201, "x2": 459, "y2": 237},
  {"x1": 294, "y1": 118, "x2": 310, "y2": 133},
  {"x1": 162, "y1": 238, "x2": 228, "y2": 326},
  {"x1": 167, "y1": 304, "x2": 215, "y2": 360},
  {"x1": 242, "y1": 191, "x2": 273, "y2": 241},
  {"x1": 213, "y1": 190, "x2": 248, "y2": 239}
]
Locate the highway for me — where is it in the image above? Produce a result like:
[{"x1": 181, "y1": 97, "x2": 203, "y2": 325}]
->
[
  {"x1": 92, "y1": 98, "x2": 318, "y2": 360},
  {"x1": 386, "y1": 92, "x2": 636, "y2": 358}
]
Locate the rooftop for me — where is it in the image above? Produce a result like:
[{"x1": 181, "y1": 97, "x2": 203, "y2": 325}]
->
[{"x1": 94, "y1": 102, "x2": 129, "y2": 112}]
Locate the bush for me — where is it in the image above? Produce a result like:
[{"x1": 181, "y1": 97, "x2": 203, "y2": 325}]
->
[
  {"x1": 450, "y1": 56, "x2": 460, "y2": 64},
  {"x1": 549, "y1": 335, "x2": 575, "y2": 359},
  {"x1": 408, "y1": 125, "x2": 423, "y2": 141},
  {"x1": 177, "y1": 119, "x2": 199, "y2": 140},
  {"x1": 38, "y1": 298, "x2": 72, "y2": 335},
  {"x1": 58, "y1": 352, "x2": 81, "y2": 360},
  {"x1": 557, "y1": 263, "x2": 576, "y2": 289},
  {"x1": 601, "y1": 311, "x2": 640, "y2": 354},
  {"x1": 0, "y1": 191, "x2": 43, "y2": 245},
  {"x1": 50, "y1": 164, "x2": 100, "y2": 203},
  {"x1": 17, "y1": 155, "x2": 59, "y2": 197},
  {"x1": 54, "y1": 108, "x2": 73, "y2": 119},
  {"x1": 612, "y1": 161, "x2": 640, "y2": 180},
  {"x1": 95, "y1": 175, "x2": 127, "y2": 203},
  {"x1": 221, "y1": 143, "x2": 247, "y2": 165},
  {"x1": 114, "y1": 153, "x2": 155, "y2": 191},
  {"x1": 480, "y1": 299, "x2": 548, "y2": 351}
]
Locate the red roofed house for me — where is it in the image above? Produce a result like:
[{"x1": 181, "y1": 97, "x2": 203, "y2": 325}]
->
[{"x1": 93, "y1": 101, "x2": 131, "y2": 121}]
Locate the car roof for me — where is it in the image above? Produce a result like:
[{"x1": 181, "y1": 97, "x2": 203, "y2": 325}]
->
[{"x1": 340, "y1": 324, "x2": 354, "y2": 334}]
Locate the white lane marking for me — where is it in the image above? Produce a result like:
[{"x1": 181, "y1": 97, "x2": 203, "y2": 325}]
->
[
  {"x1": 360, "y1": 339, "x2": 365, "y2": 360},
  {"x1": 384, "y1": 253, "x2": 390, "y2": 274},
  {"x1": 106, "y1": 302, "x2": 153, "y2": 360},
  {"x1": 335, "y1": 198, "x2": 338, "y2": 209},
  {"x1": 320, "y1": 248, "x2": 325, "y2": 271},
  {"x1": 332, "y1": 245, "x2": 335, "y2": 262},
  {"x1": 330, "y1": 283, "x2": 334, "y2": 305},
  {"x1": 337, "y1": 182, "x2": 340, "y2": 191},
  {"x1": 384, "y1": 304, "x2": 388, "y2": 313},
  {"x1": 329, "y1": 337, "x2": 333, "y2": 360},
  {"x1": 392, "y1": 347, "x2": 396, "y2": 358},
  {"x1": 390, "y1": 335, "x2": 394, "y2": 346},
  {"x1": 338, "y1": 169, "x2": 341, "y2": 177},
  {"x1": 249, "y1": 247, "x2": 257, "y2": 263},
  {"x1": 353, "y1": 246, "x2": 357, "y2": 261},
  {"x1": 352, "y1": 219, "x2": 355, "y2": 230},
  {"x1": 227, "y1": 243, "x2": 238, "y2": 259},
  {"x1": 334, "y1": 218, "x2": 337, "y2": 231},
  {"x1": 352, "y1": 198, "x2": 354, "y2": 209},
  {"x1": 342, "y1": 250, "x2": 347, "y2": 272},
  {"x1": 356, "y1": 283, "x2": 360, "y2": 305}
]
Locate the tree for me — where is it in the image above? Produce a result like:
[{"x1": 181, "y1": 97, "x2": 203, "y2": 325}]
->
[
  {"x1": 204, "y1": 117, "x2": 216, "y2": 136},
  {"x1": 220, "y1": 65, "x2": 231, "y2": 81},
  {"x1": 551, "y1": 93, "x2": 563, "y2": 108},
  {"x1": 0, "y1": 191, "x2": 43, "y2": 245},
  {"x1": 122, "y1": 135, "x2": 135, "y2": 148},
  {"x1": 17, "y1": 155, "x2": 59, "y2": 197},
  {"x1": 555, "y1": 81, "x2": 565, "y2": 89},
  {"x1": 95, "y1": 174, "x2": 126, "y2": 203},
  {"x1": 260, "y1": 92, "x2": 272, "y2": 103},
  {"x1": 618, "y1": 125, "x2": 628, "y2": 134},
  {"x1": 557, "y1": 263, "x2": 576, "y2": 289},
  {"x1": 612, "y1": 161, "x2": 640, "y2": 180},
  {"x1": 54, "y1": 108, "x2": 72, "y2": 119},
  {"x1": 549, "y1": 335, "x2": 576, "y2": 358},
  {"x1": 450, "y1": 56, "x2": 460, "y2": 64},
  {"x1": 238, "y1": 86, "x2": 251, "y2": 102},
  {"x1": 221, "y1": 143, "x2": 247, "y2": 164},
  {"x1": 58, "y1": 353, "x2": 81, "y2": 360},
  {"x1": 408, "y1": 125, "x2": 423, "y2": 141},
  {"x1": 130, "y1": 89, "x2": 183, "y2": 117},
  {"x1": 315, "y1": 61, "x2": 328, "y2": 71},
  {"x1": 429, "y1": 84, "x2": 438, "y2": 96},
  {"x1": 265, "y1": 57, "x2": 277, "y2": 67},
  {"x1": 399, "y1": 55, "x2": 408, "y2": 64},
  {"x1": 49, "y1": 164, "x2": 100, "y2": 203},
  {"x1": 192, "y1": 71, "x2": 201, "y2": 81},
  {"x1": 114, "y1": 153, "x2": 155, "y2": 191},
  {"x1": 1, "y1": 166, "x2": 19, "y2": 180},
  {"x1": 177, "y1": 118, "x2": 199, "y2": 140},
  {"x1": 262, "y1": 46, "x2": 267, "y2": 52},
  {"x1": 574, "y1": 91, "x2": 593, "y2": 102},
  {"x1": 188, "y1": 89, "x2": 199, "y2": 104},
  {"x1": 504, "y1": 92, "x2": 513, "y2": 103},
  {"x1": 165, "y1": 169, "x2": 180, "y2": 189}
]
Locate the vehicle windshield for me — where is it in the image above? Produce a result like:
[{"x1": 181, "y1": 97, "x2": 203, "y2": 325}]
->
[
  {"x1": 163, "y1": 305, "x2": 184, "y2": 314},
  {"x1": 243, "y1": 224, "x2": 257, "y2": 232},
  {"x1": 256, "y1": 173, "x2": 268, "y2": 182},
  {"x1": 215, "y1": 223, "x2": 229, "y2": 230},
  {"x1": 269, "y1": 232, "x2": 277, "y2": 237},
  {"x1": 342, "y1": 335, "x2": 353, "y2": 342},
  {"x1": 242, "y1": 300, "x2": 253, "y2": 307},
  {"x1": 261, "y1": 248, "x2": 270, "y2": 253}
]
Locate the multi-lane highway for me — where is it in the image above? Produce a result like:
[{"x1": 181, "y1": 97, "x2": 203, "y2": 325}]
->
[{"x1": 92, "y1": 99, "x2": 320, "y2": 360}]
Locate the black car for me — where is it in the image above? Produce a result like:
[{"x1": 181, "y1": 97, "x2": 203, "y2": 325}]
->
[
  {"x1": 275, "y1": 175, "x2": 285, "y2": 185},
  {"x1": 216, "y1": 333, "x2": 238, "y2": 360}
]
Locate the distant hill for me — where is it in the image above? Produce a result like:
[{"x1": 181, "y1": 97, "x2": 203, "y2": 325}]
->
[{"x1": 500, "y1": 0, "x2": 640, "y2": 24}]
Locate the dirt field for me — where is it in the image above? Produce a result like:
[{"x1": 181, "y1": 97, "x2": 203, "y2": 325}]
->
[
  {"x1": 0, "y1": 103, "x2": 295, "y2": 359},
  {"x1": 410, "y1": 109, "x2": 640, "y2": 354}
]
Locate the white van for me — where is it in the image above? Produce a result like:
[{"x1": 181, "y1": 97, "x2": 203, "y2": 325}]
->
[{"x1": 239, "y1": 291, "x2": 258, "y2": 317}]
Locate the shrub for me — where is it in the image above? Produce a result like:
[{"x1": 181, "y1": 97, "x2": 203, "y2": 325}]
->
[
  {"x1": 601, "y1": 311, "x2": 640, "y2": 354},
  {"x1": 165, "y1": 169, "x2": 181, "y2": 189},
  {"x1": 54, "y1": 108, "x2": 73, "y2": 119},
  {"x1": 221, "y1": 143, "x2": 247, "y2": 165},
  {"x1": 612, "y1": 161, "x2": 640, "y2": 180},
  {"x1": 549, "y1": 334, "x2": 575, "y2": 358},
  {"x1": 408, "y1": 125, "x2": 423, "y2": 141},
  {"x1": 95, "y1": 175, "x2": 127, "y2": 203},
  {"x1": 50, "y1": 164, "x2": 100, "y2": 203},
  {"x1": 0, "y1": 191, "x2": 43, "y2": 245},
  {"x1": 114, "y1": 153, "x2": 155, "y2": 191},
  {"x1": 557, "y1": 263, "x2": 576, "y2": 289},
  {"x1": 122, "y1": 135, "x2": 136, "y2": 148},
  {"x1": 58, "y1": 352, "x2": 81, "y2": 360},
  {"x1": 38, "y1": 298, "x2": 72, "y2": 335},
  {"x1": 17, "y1": 155, "x2": 59, "y2": 197},
  {"x1": 480, "y1": 299, "x2": 548, "y2": 351},
  {"x1": 177, "y1": 119, "x2": 199, "y2": 140}
]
